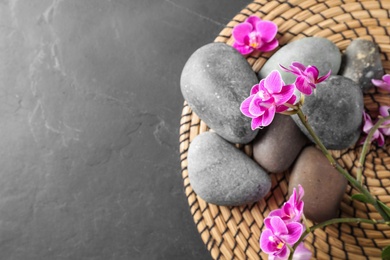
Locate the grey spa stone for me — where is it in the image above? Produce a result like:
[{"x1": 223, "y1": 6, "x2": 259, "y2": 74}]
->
[
  {"x1": 253, "y1": 114, "x2": 309, "y2": 173},
  {"x1": 181, "y1": 42, "x2": 259, "y2": 144},
  {"x1": 339, "y1": 39, "x2": 384, "y2": 92},
  {"x1": 289, "y1": 146, "x2": 348, "y2": 223},
  {"x1": 188, "y1": 132, "x2": 271, "y2": 206},
  {"x1": 292, "y1": 75, "x2": 364, "y2": 150}
]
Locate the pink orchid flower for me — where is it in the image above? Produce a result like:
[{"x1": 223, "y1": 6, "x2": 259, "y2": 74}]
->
[
  {"x1": 260, "y1": 216, "x2": 303, "y2": 259},
  {"x1": 240, "y1": 70, "x2": 296, "y2": 129},
  {"x1": 232, "y1": 15, "x2": 279, "y2": 55},
  {"x1": 379, "y1": 106, "x2": 390, "y2": 136},
  {"x1": 372, "y1": 74, "x2": 390, "y2": 92},
  {"x1": 269, "y1": 185, "x2": 304, "y2": 223},
  {"x1": 280, "y1": 62, "x2": 331, "y2": 95},
  {"x1": 362, "y1": 111, "x2": 385, "y2": 146}
]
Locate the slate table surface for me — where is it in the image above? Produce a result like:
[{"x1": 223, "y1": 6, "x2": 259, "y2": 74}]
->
[{"x1": 0, "y1": 1, "x2": 252, "y2": 260}]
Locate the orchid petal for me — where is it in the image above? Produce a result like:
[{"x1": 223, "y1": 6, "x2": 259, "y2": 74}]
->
[
  {"x1": 240, "y1": 95, "x2": 256, "y2": 118},
  {"x1": 295, "y1": 77, "x2": 313, "y2": 95},
  {"x1": 268, "y1": 216, "x2": 288, "y2": 236},
  {"x1": 293, "y1": 243, "x2": 312, "y2": 260},
  {"x1": 275, "y1": 246, "x2": 290, "y2": 259},
  {"x1": 261, "y1": 105, "x2": 276, "y2": 127},
  {"x1": 377, "y1": 132, "x2": 385, "y2": 146},
  {"x1": 291, "y1": 62, "x2": 306, "y2": 72},
  {"x1": 379, "y1": 106, "x2": 390, "y2": 117},
  {"x1": 232, "y1": 23, "x2": 253, "y2": 44},
  {"x1": 273, "y1": 84, "x2": 295, "y2": 105},
  {"x1": 249, "y1": 95, "x2": 266, "y2": 116},
  {"x1": 279, "y1": 63, "x2": 299, "y2": 76},
  {"x1": 256, "y1": 20, "x2": 278, "y2": 42},
  {"x1": 258, "y1": 39, "x2": 279, "y2": 52},
  {"x1": 362, "y1": 112, "x2": 374, "y2": 133},
  {"x1": 317, "y1": 70, "x2": 331, "y2": 83},
  {"x1": 232, "y1": 42, "x2": 253, "y2": 55},
  {"x1": 250, "y1": 84, "x2": 260, "y2": 95},
  {"x1": 259, "y1": 229, "x2": 278, "y2": 254},
  {"x1": 383, "y1": 74, "x2": 390, "y2": 84},
  {"x1": 265, "y1": 70, "x2": 283, "y2": 93},
  {"x1": 251, "y1": 117, "x2": 263, "y2": 130},
  {"x1": 380, "y1": 124, "x2": 390, "y2": 136},
  {"x1": 282, "y1": 222, "x2": 303, "y2": 244},
  {"x1": 268, "y1": 208, "x2": 285, "y2": 219},
  {"x1": 276, "y1": 94, "x2": 296, "y2": 113},
  {"x1": 305, "y1": 66, "x2": 319, "y2": 80},
  {"x1": 245, "y1": 15, "x2": 261, "y2": 28}
]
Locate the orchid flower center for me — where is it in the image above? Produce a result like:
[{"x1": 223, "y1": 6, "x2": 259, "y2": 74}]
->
[
  {"x1": 258, "y1": 89, "x2": 271, "y2": 100},
  {"x1": 269, "y1": 235, "x2": 285, "y2": 250},
  {"x1": 276, "y1": 241, "x2": 285, "y2": 250},
  {"x1": 248, "y1": 31, "x2": 261, "y2": 48}
]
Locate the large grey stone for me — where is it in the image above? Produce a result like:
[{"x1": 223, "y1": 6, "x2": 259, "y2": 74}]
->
[
  {"x1": 339, "y1": 39, "x2": 384, "y2": 92},
  {"x1": 181, "y1": 42, "x2": 258, "y2": 144},
  {"x1": 292, "y1": 75, "x2": 364, "y2": 149},
  {"x1": 289, "y1": 146, "x2": 348, "y2": 223},
  {"x1": 258, "y1": 37, "x2": 341, "y2": 84},
  {"x1": 188, "y1": 132, "x2": 271, "y2": 206},
  {"x1": 253, "y1": 114, "x2": 309, "y2": 173}
]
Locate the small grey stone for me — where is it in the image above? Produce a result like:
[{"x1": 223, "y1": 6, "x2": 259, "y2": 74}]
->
[
  {"x1": 289, "y1": 146, "x2": 348, "y2": 223},
  {"x1": 253, "y1": 114, "x2": 309, "y2": 173},
  {"x1": 259, "y1": 37, "x2": 341, "y2": 84},
  {"x1": 339, "y1": 39, "x2": 384, "y2": 92},
  {"x1": 188, "y1": 132, "x2": 271, "y2": 206},
  {"x1": 181, "y1": 42, "x2": 259, "y2": 144},
  {"x1": 292, "y1": 75, "x2": 364, "y2": 150}
]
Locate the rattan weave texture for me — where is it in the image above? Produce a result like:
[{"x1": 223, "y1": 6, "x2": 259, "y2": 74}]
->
[{"x1": 179, "y1": 0, "x2": 390, "y2": 259}]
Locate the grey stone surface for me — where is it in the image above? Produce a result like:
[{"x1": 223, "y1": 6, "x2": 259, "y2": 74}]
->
[
  {"x1": 339, "y1": 39, "x2": 384, "y2": 92},
  {"x1": 258, "y1": 37, "x2": 341, "y2": 84},
  {"x1": 289, "y1": 146, "x2": 348, "y2": 223},
  {"x1": 292, "y1": 75, "x2": 364, "y2": 149},
  {"x1": 253, "y1": 114, "x2": 309, "y2": 173},
  {"x1": 188, "y1": 132, "x2": 271, "y2": 206},
  {"x1": 0, "y1": 1, "x2": 252, "y2": 259},
  {"x1": 181, "y1": 42, "x2": 259, "y2": 144}
]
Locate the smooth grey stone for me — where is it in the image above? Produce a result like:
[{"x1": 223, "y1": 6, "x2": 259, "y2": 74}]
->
[
  {"x1": 339, "y1": 39, "x2": 384, "y2": 92},
  {"x1": 292, "y1": 75, "x2": 364, "y2": 149},
  {"x1": 258, "y1": 37, "x2": 341, "y2": 84},
  {"x1": 253, "y1": 114, "x2": 309, "y2": 173},
  {"x1": 181, "y1": 42, "x2": 258, "y2": 144},
  {"x1": 188, "y1": 132, "x2": 271, "y2": 206},
  {"x1": 289, "y1": 146, "x2": 348, "y2": 223}
]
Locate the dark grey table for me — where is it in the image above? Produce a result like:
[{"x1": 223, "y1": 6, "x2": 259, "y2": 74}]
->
[{"x1": 0, "y1": 1, "x2": 251, "y2": 259}]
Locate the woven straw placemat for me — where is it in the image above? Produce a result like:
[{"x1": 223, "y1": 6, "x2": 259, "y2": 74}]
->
[{"x1": 179, "y1": 0, "x2": 390, "y2": 259}]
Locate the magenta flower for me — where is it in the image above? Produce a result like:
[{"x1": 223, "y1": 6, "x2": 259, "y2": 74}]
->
[
  {"x1": 232, "y1": 15, "x2": 278, "y2": 55},
  {"x1": 240, "y1": 70, "x2": 295, "y2": 129},
  {"x1": 280, "y1": 62, "x2": 331, "y2": 95},
  {"x1": 362, "y1": 111, "x2": 385, "y2": 146},
  {"x1": 269, "y1": 185, "x2": 304, "y2": 223},
  {"x1": 372, "y1": 74, "x2": 390, "y2": 91},
  {"x1": 379, "y1": 106, "x2": 390, "y2": 136},
  {"x1": 260, "y1": 216, "x2": 303, "y2": 259}
]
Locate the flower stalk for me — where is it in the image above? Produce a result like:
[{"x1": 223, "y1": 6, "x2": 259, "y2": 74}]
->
[
  {"x1": 357, "y1": 115, "x2": 390, "y2": 184},
  {"x1": 296, "y1": 108, "x2": 390, "y2": 221}
]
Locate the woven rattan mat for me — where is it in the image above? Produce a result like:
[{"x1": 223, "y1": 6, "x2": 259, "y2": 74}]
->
[{"x1": 179, "y1": 0, "x2": 390, "y2": 259}]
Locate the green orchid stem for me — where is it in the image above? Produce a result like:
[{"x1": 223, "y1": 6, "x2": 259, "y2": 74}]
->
[
  {"x1": 289, "y1": 217, "x2": 390, "y2": 259},
  {"x1": 357, "y1": 115, "x2": 390, "y2": 184},
  {"x1": 296, "y1": 109, "x2": 390, "y2": 221}
]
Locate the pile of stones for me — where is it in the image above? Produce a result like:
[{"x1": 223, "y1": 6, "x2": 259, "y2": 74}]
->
[{"x1": 180, "y1": 37, "x2": 383, "y2": 223}]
